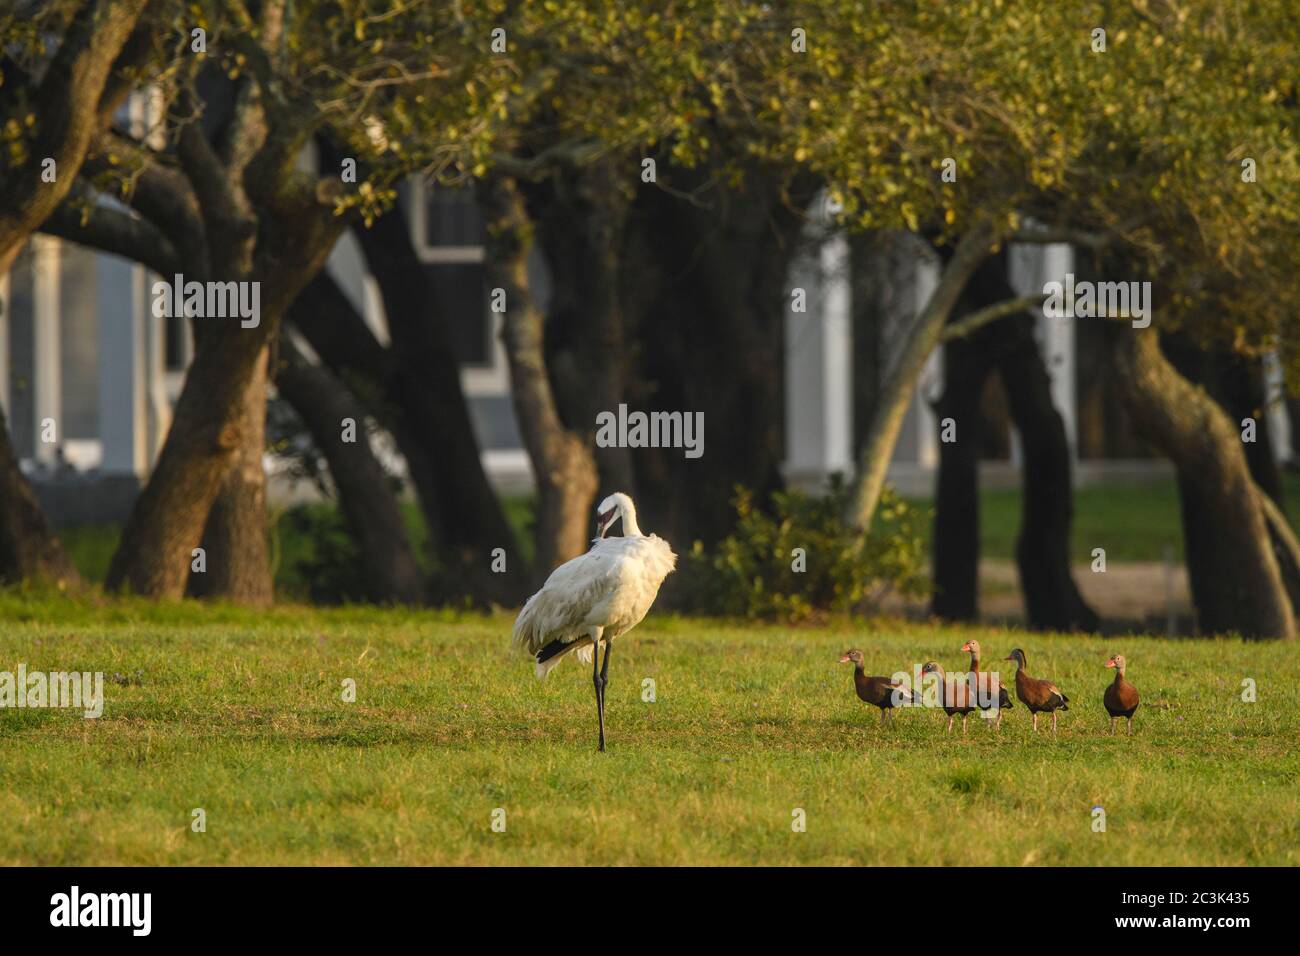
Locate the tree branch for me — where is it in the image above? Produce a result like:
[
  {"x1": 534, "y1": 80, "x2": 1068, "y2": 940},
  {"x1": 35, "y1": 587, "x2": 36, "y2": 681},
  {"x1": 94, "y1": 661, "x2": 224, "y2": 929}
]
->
[
  {"x1": 940, "y1": 294, "x2": 1048, "y2": 342},
  {"x1": 0, "y1": 0, "x2": 152, "y2": 274},
  {"x1": 41, "y1": 184, "x2": 183, "y2": 277}
]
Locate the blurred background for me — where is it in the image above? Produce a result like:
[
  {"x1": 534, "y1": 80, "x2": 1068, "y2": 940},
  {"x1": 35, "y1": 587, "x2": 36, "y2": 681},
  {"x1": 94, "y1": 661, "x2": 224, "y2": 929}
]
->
[{"x1": 2, "y1": 0, "x2": 1298, "y2": 638}]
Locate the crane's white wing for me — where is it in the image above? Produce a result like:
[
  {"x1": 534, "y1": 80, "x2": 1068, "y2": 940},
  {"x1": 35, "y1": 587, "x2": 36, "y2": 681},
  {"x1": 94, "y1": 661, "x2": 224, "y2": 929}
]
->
[{"x1": 512, "y1": 536, "x2": 675, "y2": 657}]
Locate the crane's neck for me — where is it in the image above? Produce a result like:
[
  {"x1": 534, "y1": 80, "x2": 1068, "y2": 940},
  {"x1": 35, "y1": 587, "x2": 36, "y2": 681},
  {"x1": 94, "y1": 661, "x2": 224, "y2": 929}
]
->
[{"x1": 620, "y1": 500, "x2": 643, "y2": 537}]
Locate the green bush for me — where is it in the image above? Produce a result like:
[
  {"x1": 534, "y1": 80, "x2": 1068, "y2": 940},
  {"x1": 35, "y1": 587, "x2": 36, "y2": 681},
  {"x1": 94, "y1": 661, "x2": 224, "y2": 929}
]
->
[
  {"x1": 276, "y1": 505, "x2": 370, "y2": 604},
  {"x1": 676, "y1": 480, "x2": 928, "y2": 622}
]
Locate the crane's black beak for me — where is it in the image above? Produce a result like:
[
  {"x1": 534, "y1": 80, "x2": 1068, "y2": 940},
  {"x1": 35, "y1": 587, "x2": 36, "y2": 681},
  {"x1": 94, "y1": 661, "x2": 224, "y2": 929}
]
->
[{"x1": 596, "y1": 508, "x2": 616, "y2": 538}]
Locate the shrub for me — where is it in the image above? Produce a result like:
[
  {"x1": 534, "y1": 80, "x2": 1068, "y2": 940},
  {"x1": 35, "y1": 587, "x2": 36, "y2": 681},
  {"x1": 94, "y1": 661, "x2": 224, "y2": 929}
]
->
[{"x1": 675, "y1": 479, "x2": 928, "y2": 622}]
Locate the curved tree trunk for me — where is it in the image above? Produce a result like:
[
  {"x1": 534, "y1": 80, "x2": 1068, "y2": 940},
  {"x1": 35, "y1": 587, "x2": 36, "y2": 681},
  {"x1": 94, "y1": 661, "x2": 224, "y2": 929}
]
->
[
  {"x1": 187, "y1": 345, "x2": 273, "y2": 604},
  {"x1": 1113, "y1": 329, "x2": 1293, "y2": 638},
  {"x1": 849, "y1": 218, "x2": 1002, "y2": 531},
  {"x1": 275, "y1": 335, "x2": 426, "y2": 604},
  {"x1": 480, "y1": 176, "x2": 599, "y2": 581}
]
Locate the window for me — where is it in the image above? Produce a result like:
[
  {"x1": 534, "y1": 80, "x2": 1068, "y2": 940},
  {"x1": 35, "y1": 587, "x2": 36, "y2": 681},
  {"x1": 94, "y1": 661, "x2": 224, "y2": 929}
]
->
[
  {"x1": 424, "y1": 184, "x2": 485, "y2": 249},
  {"x1": 425, "y1": 262, "x2": 490, "y2": 366}
]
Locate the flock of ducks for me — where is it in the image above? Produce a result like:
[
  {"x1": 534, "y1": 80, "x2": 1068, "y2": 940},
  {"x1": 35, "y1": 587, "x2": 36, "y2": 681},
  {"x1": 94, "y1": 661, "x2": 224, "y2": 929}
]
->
[{"x1": 840, "y1": 640, "x2": 1141, "y2": 735}]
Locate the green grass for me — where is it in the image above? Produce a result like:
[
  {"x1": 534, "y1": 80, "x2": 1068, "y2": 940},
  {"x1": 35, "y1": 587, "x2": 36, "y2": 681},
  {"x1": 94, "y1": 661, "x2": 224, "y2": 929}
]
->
[
  {"x1": 902, "y1": 471, "x2": 1300, "y2": 564},
  {"x1": 1, "y1": 591, "x2": 1295, "y2": 865}
]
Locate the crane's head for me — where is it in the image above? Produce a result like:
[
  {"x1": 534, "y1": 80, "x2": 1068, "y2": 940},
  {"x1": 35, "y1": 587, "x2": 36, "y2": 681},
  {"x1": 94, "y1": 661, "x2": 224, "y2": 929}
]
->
[{"x1": 596, "y1": 492, "x2": 634, "y2": 538}]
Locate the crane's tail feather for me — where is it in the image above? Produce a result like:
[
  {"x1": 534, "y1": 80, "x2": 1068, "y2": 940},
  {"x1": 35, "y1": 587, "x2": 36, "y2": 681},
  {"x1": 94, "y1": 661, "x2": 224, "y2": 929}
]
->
[{"x1": 534, "y1": 638, "x2": 596, "y2": 680}]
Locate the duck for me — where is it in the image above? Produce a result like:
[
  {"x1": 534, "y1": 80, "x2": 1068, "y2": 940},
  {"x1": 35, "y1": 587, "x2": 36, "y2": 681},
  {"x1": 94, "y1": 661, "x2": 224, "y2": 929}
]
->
[
  {"x1": 961, "y1": 639, "x2": 1013, "y2": 730},
  {"x1": 920, "y1": 660, "x2": 977, "y2": 734},
  {"x1": 1103, "y1": 654, "x2": 1140, "y2": 736},
  {"x1": 1003, "y1": 648, "x2": 1069, "y2": 732},
  {"x1": 839, "y1": 649, "x2": 915, "y2": 724}
]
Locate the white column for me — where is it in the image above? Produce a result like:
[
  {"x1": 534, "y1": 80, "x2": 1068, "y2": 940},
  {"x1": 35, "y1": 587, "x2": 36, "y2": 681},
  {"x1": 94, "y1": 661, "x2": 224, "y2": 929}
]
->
[
  {"x1": 96, "y1": 254, "x2": 149, "y2": 475},
  {"x1": 785, "y1": 254, "x2": 825, "y2": 486},
  {"x1": 784, "y1": 196, "x2": 854, "y2": 488},
  {"x1": 31, "y1": 235, "x2": 61, "y2": 468},
  {"x1": 1011, "y1": 241, "x2": 1077, "y2": 457},
  {"x1": 144, "y1": 274, "x2": 171, "y2": 463},
  {"x1": 819, "y1": 230, "x2": 854, "y2": 474},
  {"x1": 1263, "y1": 351, "x2": 1290, "y2": 463},
  {"x1": 913, "y1": 256, "x2": 941, "y2": 470}
]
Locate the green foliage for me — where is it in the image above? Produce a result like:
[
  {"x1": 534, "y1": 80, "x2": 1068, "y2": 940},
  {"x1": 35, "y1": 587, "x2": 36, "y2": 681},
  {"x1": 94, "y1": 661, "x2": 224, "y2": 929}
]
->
[
  {"x1": 676, "y1": 481, "x2": 928, "y2": 622},
  {"x1": 277, "y1": 505, "x2": 370, "y2": 605}
]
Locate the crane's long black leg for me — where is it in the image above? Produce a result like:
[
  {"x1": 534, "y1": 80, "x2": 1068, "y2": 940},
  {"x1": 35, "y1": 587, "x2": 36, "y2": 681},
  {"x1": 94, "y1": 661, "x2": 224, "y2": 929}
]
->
[
  {"x1": 593, "y1": 638, "x2": 606, "y2": 752},
  {"x1": 598, "y1": 640, "x2": 612, "y2": 751}
]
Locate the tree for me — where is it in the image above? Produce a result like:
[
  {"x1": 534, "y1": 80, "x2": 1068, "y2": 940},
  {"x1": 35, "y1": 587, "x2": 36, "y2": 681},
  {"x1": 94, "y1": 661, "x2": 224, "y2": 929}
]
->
[
  {"x1": 0, "y1": 0, "x2": 154, "y2": 586},
  {"x1": 274, "y1": 331, "x2": 425, "y2": 604},
  {"x1": 43, "y1": 1, "x2": 513, "y2": 600}
]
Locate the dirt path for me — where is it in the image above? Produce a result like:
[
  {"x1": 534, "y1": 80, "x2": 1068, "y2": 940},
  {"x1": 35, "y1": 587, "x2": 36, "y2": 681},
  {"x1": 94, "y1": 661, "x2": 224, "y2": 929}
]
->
[{"x1": 891, "y1": 560, "x2": 1195, "y2": 633}]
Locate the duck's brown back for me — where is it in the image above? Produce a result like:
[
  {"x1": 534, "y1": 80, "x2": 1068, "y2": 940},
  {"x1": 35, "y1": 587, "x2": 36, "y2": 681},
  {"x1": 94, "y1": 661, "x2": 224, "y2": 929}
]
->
[
  {"x1": 1015, "y1": 668, "x2": 1067, "y2": 712},
  {"x1": 855, "y1": 672, "x2": 903, "y2": 709}
]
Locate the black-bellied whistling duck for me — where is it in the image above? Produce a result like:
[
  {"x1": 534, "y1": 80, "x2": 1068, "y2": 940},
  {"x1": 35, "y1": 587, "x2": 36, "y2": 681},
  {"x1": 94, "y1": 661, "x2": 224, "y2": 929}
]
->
[
  {"x1": 961, "y1": 639, "x2": 1013, "y2": 730},
  {"x1": 839, "y1": 649, "x2": 914, "y2": 723},
  {"x1": 1003, "y1": 648, "x2": 1068, "y2": 732},
  {"x1": 1103, "y1": 654, "x2": 1139, "y2": 736},
  {"x1": 920, "y1": 661, "x2": 976, "y2": 734}
]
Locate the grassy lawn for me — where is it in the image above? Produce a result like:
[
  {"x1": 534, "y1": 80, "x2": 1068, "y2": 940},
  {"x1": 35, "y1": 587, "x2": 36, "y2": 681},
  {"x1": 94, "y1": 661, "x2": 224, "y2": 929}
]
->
[{"x1": 1, "y1": 592, "x2": 1295, "y2": 865}]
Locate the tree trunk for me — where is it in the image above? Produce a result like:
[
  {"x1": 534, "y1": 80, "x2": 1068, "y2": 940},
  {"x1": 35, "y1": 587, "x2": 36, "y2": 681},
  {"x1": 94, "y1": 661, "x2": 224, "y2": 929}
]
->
[
  {"x1": 963, "y1": 254, "x2": 1098, "y2": 631},
  {"x1": 0, "y1": 0, "x2": 151, "y2": 276},
  {"x1": 930, "y1": 319, "x2": 993, "y2": 621},
  {"x1": 275, "y1": 335, "x2": 426, "y2": 604},
  {"x1": 619, "y1": 166, "x2": 812, "y2": 547},
  {"x1": 849, "y1": 218, "x2": 1003, "y2": 531},
  {"x1": 480, "y1": 176, "x2": 599, "y2": 580},
  {"x1": 1113, "y1": 329, "x2": 1293, "y2": 638},
  {"x1": 527, "y1": 162, "x2": 635, "y2": 493},
  {"x1": 351, "y1": 210, "x2": 519, "y2": 586},
  {"x1": 999, "y1": 322, "x2": 1099, "y2": 632},
  {"x1": 187, "y1": 344, "x2": 273, "y2": 604},
  {"x1": 0, "y1": 0, "x2": 150, "y2": 586},
  {"x1": 850, "y1": 231, "x2": 913, "y2": 461},
  {"x1": 1212, "y1": 348, "x2": 1283, "y2": 509},
  {"x1": 106, "y1": 315, "x2": 278, "y2": 598},
  {"x1": 0, "y1": 405, "x2": 78, "y2": 587}
]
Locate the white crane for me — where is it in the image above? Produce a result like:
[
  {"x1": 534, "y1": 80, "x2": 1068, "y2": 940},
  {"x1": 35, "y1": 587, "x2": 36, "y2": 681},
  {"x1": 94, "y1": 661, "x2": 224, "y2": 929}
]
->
[{"x1": 513, "y1": 492, "x2": 676, "y2": 751}]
